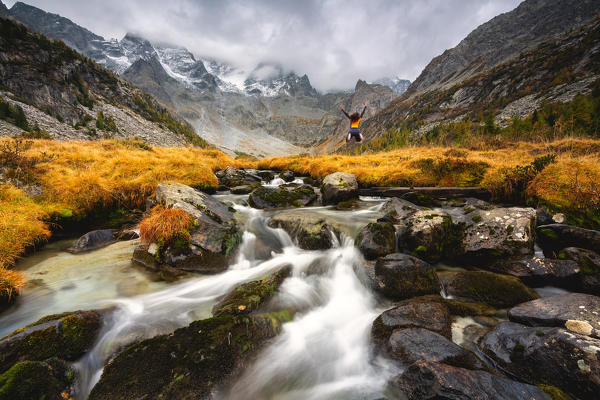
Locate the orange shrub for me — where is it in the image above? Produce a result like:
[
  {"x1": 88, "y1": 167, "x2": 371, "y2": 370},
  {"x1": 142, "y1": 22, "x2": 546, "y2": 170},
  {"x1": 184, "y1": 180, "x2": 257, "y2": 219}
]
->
[{"x1": 139, "y1": 206, "x2": 195, "y2": 246}]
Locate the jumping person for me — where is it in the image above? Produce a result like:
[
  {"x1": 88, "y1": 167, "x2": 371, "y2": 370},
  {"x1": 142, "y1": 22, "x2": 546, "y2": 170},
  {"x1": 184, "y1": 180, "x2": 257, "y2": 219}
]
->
[{"x1": 340, "y1": 101, "x2": 368, "y2": 143}]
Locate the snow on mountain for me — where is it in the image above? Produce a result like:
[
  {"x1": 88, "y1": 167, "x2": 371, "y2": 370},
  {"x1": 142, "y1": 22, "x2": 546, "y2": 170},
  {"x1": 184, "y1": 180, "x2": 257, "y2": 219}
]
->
[{"x1": 373, "y1": 77, "x2": 411, "y2": 95}]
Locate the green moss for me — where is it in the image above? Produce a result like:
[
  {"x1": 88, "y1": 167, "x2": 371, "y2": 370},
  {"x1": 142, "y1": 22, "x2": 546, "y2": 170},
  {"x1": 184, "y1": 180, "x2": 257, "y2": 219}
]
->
[
  {"x1": 0, "y1": 360, "x2": 70, "y2": 400},
  {"x1": 471, "y1": 214, "x2": 482, "y2": 223},
  {"x1": 536, "y1": 331, "x2": 546, "y2": 337},
  {"x1": 223, "y1": 231, "x2": 242, "y2": 257},
  {"x1": 539, "y1": 228, "x2": 559, "y2": 240},
  {"x1": 464, "y1": 206, "x2": 475, "y2": 214},
  {"x1": 538, "y1": 384, "x2": 574, "y2": 400},
  {"x1": 557, "y1": 252, "x2": 567, "y2": 260},
  {"x1": 506, "y1": 225, "x2": 514, "y2": 234},
  {"x1": 443, "y1": 298, "x2": 496, "y2": 316}
]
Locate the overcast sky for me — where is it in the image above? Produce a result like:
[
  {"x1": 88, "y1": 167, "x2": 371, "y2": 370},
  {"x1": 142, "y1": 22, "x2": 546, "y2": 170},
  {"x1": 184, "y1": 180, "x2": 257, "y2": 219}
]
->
[{"x1": 5, "y1": 0, "x2": 522, "y2": 91}]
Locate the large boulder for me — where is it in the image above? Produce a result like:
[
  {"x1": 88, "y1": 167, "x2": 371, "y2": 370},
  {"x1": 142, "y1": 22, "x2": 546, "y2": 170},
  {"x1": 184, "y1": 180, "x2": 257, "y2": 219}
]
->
[
  {"x1": 248, "y1": 185, "x2": 317, "y2": 209},
  {"x1": 480, "y1": 322, "x2": 600, "y2": 399},
  {"x1": 384, "y1": 328, "x2": 486, "y2": 371},
  {"x1": 388, "y1": 360, "x2": 550, "y2": 400},
  {"x1": 357, "y1": 221, "x2": 396, "y2": 260},
  {"x1": 279, "y1": 170, "x2": 295, "y2": 182},
  {"x1": 373, "y1": 253, "x2": 441, "y2": 300},
  {"x1": 558, "y1": 247, "x2": 600, "y2": 295},
  {"x1": 380, "y1": 197, "x2": 422, "y2": 222},
  {"x1": 268, "y1": 211, "x2": 341, "y2": 250},
  {"x1": 398, "y1": 210, "x2": 461, "y2": 263},
  {"x1": 459, "y1": 207, "x2": 536, "y2": 264},
  {"x1": 537, "y1": 224, "x2": 600, "y2": 257},
  {"x1": 494, "y1": 257, "x2": 581, "y2": 288},
  {"x1": 0, "y1": 310, "x2": 103, "y2": 374},
  {"x1": 212, "y1": 267, "x2": 291, "y2": 316},
  {"x1": 371, "y1": 296, "x2": 452, "y2": 352},
  {"x1": 67, "y1": 229, "x2": 115, "y2": 253},
  {"x1": 438, "y1": 271, "x2": 538, "y2": 308},
  {"x1": 216, "y1": 166, "x2": 261, "y2": 188},
  {"x1": 508, "y1": 293, "x2": 600, "y2": 338},
  {"x1": 133, "y1": 182, "x2": 241, "y2": 275},
  {"x1": 320, "y1": 172, "x2": 358, "y2": 205},
  {"x1": 0, "y1": 359, "x2": 73, "y2": 400},
  {"x1": 89, "y1": 313, "x2": 292, "y2": 400}
]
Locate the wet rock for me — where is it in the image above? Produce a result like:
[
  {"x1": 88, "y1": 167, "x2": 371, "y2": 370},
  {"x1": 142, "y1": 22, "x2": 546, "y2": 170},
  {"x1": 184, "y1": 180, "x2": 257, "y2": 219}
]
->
[
  {"x1": 508, "y1": 293, "x2": 600, "y2": 338},
  {"x1": 536, "y1": 206, "x2": 554, "y2": 226},
  {"x1": 357, "y1": 221, "x2": 396, "y2": 260},
  {"x1": 495, "y1": 257, "x2": 581, "y2": 288},
  {"x1": 255, "y1": 170, "x2": 275, "y2": 181},
  {"x1": 248, "y1": 185, "x2": 317, "y2": 209},
  {"x1": 212, "y1": 267, "x2": 291, "y2": 316},
  {"x1": 552, "y1": 213, "x2": 567, "y2": 224},
  {"x1": 459, "y1": 207, "x2": 536, "y2": 264},
  {"x1": 559, "y1": 247, "x2": 600, "y2": 295},
  {"x1": 388, "y1": 360, "x2": 549, "y2": 400},
  {"x1": 443, "y1": 298, "x2": 497, "y2": 317},
  {"x1": 371, "y1": 296, "x2": 452, "y2": 352},
  {"x1": 400, "y1": 191, "x2": 442, "y2": 207},
  {"x1": 537, "y1": 224, "x2": 600, "y2": 257},
  {"x1": 0, "y1": 359, "x2": 72, "y2": 400},
  {"x1": 398, "y1": 210, "x2": 460, "y2": 263},
  {"x1": 230, "y1": 185, "x2": 258, "y2": 194},
  {"x1": 89, "y1": 312, "x2": 292, "y2": 400},
  {"x1": 0, "y1": 310, "x2": 103, "y2": 374},
  {"x1": 302, "y1": 176, "x2": 322, "y2": 187},
  {"x1": 216, "y1": 166, "x2": 261, "y2": 188},
  {"x1": 279, "y1": 170, "x2": 295, "y2": 182},
  {"x1": 380, "y1": 198, "x2": 422, "y2": 222},
  {"x1": 373, "y1": 253, "x2": 441, "y2": 300},
  {"x1": 384, "y1": 328, "x2": 486, "y2": 370},
  {"x1": 67, "y1": 229, "x2": 115, "y2": 253},
  {"x1": 268, "y1": 210, "x2": 341, "y2": 250},
  {"x1": 321, "y1": 172, "x2": 358, "y2": 205},
  {"x1": 480, "y1": 322, "x2": 600, "y2": 399},
  {"x1": 438, "y1": 271, "x2": 538, "y2": 308},
  {"x1": 133, "y1": 181, "x2": 241, "y2": 275}
]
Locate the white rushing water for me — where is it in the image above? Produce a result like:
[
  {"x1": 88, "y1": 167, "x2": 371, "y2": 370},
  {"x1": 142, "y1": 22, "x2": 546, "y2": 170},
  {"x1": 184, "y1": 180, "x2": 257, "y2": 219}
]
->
[{"x1": 70, "y1": 203, "x2": 396, "y2": 399}]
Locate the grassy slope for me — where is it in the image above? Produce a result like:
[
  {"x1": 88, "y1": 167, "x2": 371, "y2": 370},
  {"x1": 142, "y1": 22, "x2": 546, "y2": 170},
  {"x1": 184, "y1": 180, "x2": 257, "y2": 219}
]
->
[{"x1": 0, "y1": 138, "x2": 239, "y2": 269}]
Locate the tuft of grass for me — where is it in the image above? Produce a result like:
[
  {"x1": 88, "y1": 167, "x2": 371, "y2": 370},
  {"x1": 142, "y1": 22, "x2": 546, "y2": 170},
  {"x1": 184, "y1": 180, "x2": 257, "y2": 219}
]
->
[
  {"x1": 0, "y1": 184, "x2": 50, "y2": 268},
  {"x1": 0, "y1": 267, "x2": 26, "y2": 302},
  {"x1": 139, "y1": 206, "x2": 194, "y2": 247}
]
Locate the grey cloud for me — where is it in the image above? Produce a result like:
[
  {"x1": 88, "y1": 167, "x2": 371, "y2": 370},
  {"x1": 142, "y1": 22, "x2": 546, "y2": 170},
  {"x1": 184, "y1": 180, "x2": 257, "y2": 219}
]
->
[{"x1": 4, "y1": 0, "x2": 522, "y2": 91}]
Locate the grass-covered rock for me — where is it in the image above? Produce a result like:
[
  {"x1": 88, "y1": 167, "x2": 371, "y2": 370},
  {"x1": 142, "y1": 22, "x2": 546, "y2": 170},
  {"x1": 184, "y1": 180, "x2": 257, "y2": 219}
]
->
[
  {"x1": 88, "y1": 313, "x2": 292, "y2": 400},
  {"x1": 357, "y1": 221, "x2": 396, "y2": 260},
  {"x1": 212, "y1": 267, "x2": 291, "y2": 316},
  {"x1": 438, "y1": 271, "x2": 539, "y2": 308},
  {"x1": 134, "y1": 181, "x2": 241, "y2": 276},
  {"x1": 0, "y1": 359, "x2": 72, "y2": 400},
  {"x1": 0, "y1": 310, "x2": 102, "y2": 374},
  {"x1": 248, "y1": 185, "x2": 317, "y2": 209}
]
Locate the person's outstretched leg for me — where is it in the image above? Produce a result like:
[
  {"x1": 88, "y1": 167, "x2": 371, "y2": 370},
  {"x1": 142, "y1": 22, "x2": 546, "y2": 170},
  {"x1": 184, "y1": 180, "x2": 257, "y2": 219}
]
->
[
  {"x1": 357, "y1": 132, "x2": 364, "y2": 142},
  {"x1": 346, "y1": 132, "x2": 351, "y2": 142}
]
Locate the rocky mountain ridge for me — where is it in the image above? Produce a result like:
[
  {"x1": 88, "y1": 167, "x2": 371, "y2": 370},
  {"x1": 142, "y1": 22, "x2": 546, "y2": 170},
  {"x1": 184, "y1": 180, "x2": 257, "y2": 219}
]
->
[
  {"x1": 1, "y1": 0, "x2": 403, "y2": 156},
  {"x1": 0, "y1": 17, "x2": 208, "y2": 147}
]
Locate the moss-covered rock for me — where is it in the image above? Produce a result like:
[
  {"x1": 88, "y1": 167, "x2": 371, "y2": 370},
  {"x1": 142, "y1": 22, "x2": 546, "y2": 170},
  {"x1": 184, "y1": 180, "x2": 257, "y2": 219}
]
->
[
  {"x1": 373, "y1": 253, "x2": 441, "y2": 300},
  {"x1": 321, "y1": 172, "x2": 358, "y2": 205},
  {"x1": 216, "y1": 167, "x2": 262, "y2": 188},
  {"x1": 0, "y1": 310, "x2": 103, "y2": 374},
  {"x1": 537, "y1": 224, "x2": 600, "y2": 257},
  {"x1": 212, "y1": 267, "x2": 291, "y2": 316},
  {"x1": 558, "y1": 247, "x2": 600, "y2": 295},
  {"x1": 357, "y1": 221, "x2": 396, "y2": 260},
  {"x1": 438, "y1": 271, "x2": 539, "y2": 308},
  {"x1": 0, "y1": 359, "x2": 72, "y2": 400},
  {"x1": 248, "y1": 185, "x2": 317, "y2": 209},
  {"x1": 134, "y1": 181, "x2": 242, "y2": 276},
  {"x1": 89, "y1": 313, "x2": 291, "y2": 400},
  {"x1": 268, "y1": 210, "x2": 341, "y2": 250}
]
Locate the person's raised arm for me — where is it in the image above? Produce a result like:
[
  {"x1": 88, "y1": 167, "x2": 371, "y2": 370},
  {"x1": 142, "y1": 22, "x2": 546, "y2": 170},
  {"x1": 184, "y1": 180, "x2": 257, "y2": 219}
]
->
[
  {"x1": 361, "y1": 101, "x2": 369, "y2": 118},
  {"x1": 340, "y1": 105, "x2": 351, "y2": 119}
]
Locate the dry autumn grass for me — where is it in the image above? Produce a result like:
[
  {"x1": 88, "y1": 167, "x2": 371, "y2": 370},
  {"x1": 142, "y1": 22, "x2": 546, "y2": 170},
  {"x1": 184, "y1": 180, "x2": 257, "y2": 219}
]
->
[
  {"x1": 0, "y1": 138, "x2": 240, "y2": 270},
  {"x1": 139, "y1": 206, "x2": 194, "y2": 247}
]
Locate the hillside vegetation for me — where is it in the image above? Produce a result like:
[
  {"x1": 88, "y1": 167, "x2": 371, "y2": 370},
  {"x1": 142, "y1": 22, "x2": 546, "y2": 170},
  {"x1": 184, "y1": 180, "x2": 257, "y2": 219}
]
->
[{"x1": 0, "y1": 138, "x2": 237, "y2": 269}]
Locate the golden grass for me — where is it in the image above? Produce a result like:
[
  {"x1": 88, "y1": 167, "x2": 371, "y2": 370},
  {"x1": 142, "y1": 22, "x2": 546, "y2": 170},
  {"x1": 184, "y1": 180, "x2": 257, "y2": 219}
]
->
[
  {"x1": 139, "y1": 206, "x2": 194, "y2": 246},
  {"x1": 0, "y1": 184, "x2": 50, "y2": 268},
  {"x1": 0, "y1": 267, "x2": 26, "y2": 302},
  {"x1": 0, "y1": 138, "x2": 240, "y2": 268}
]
